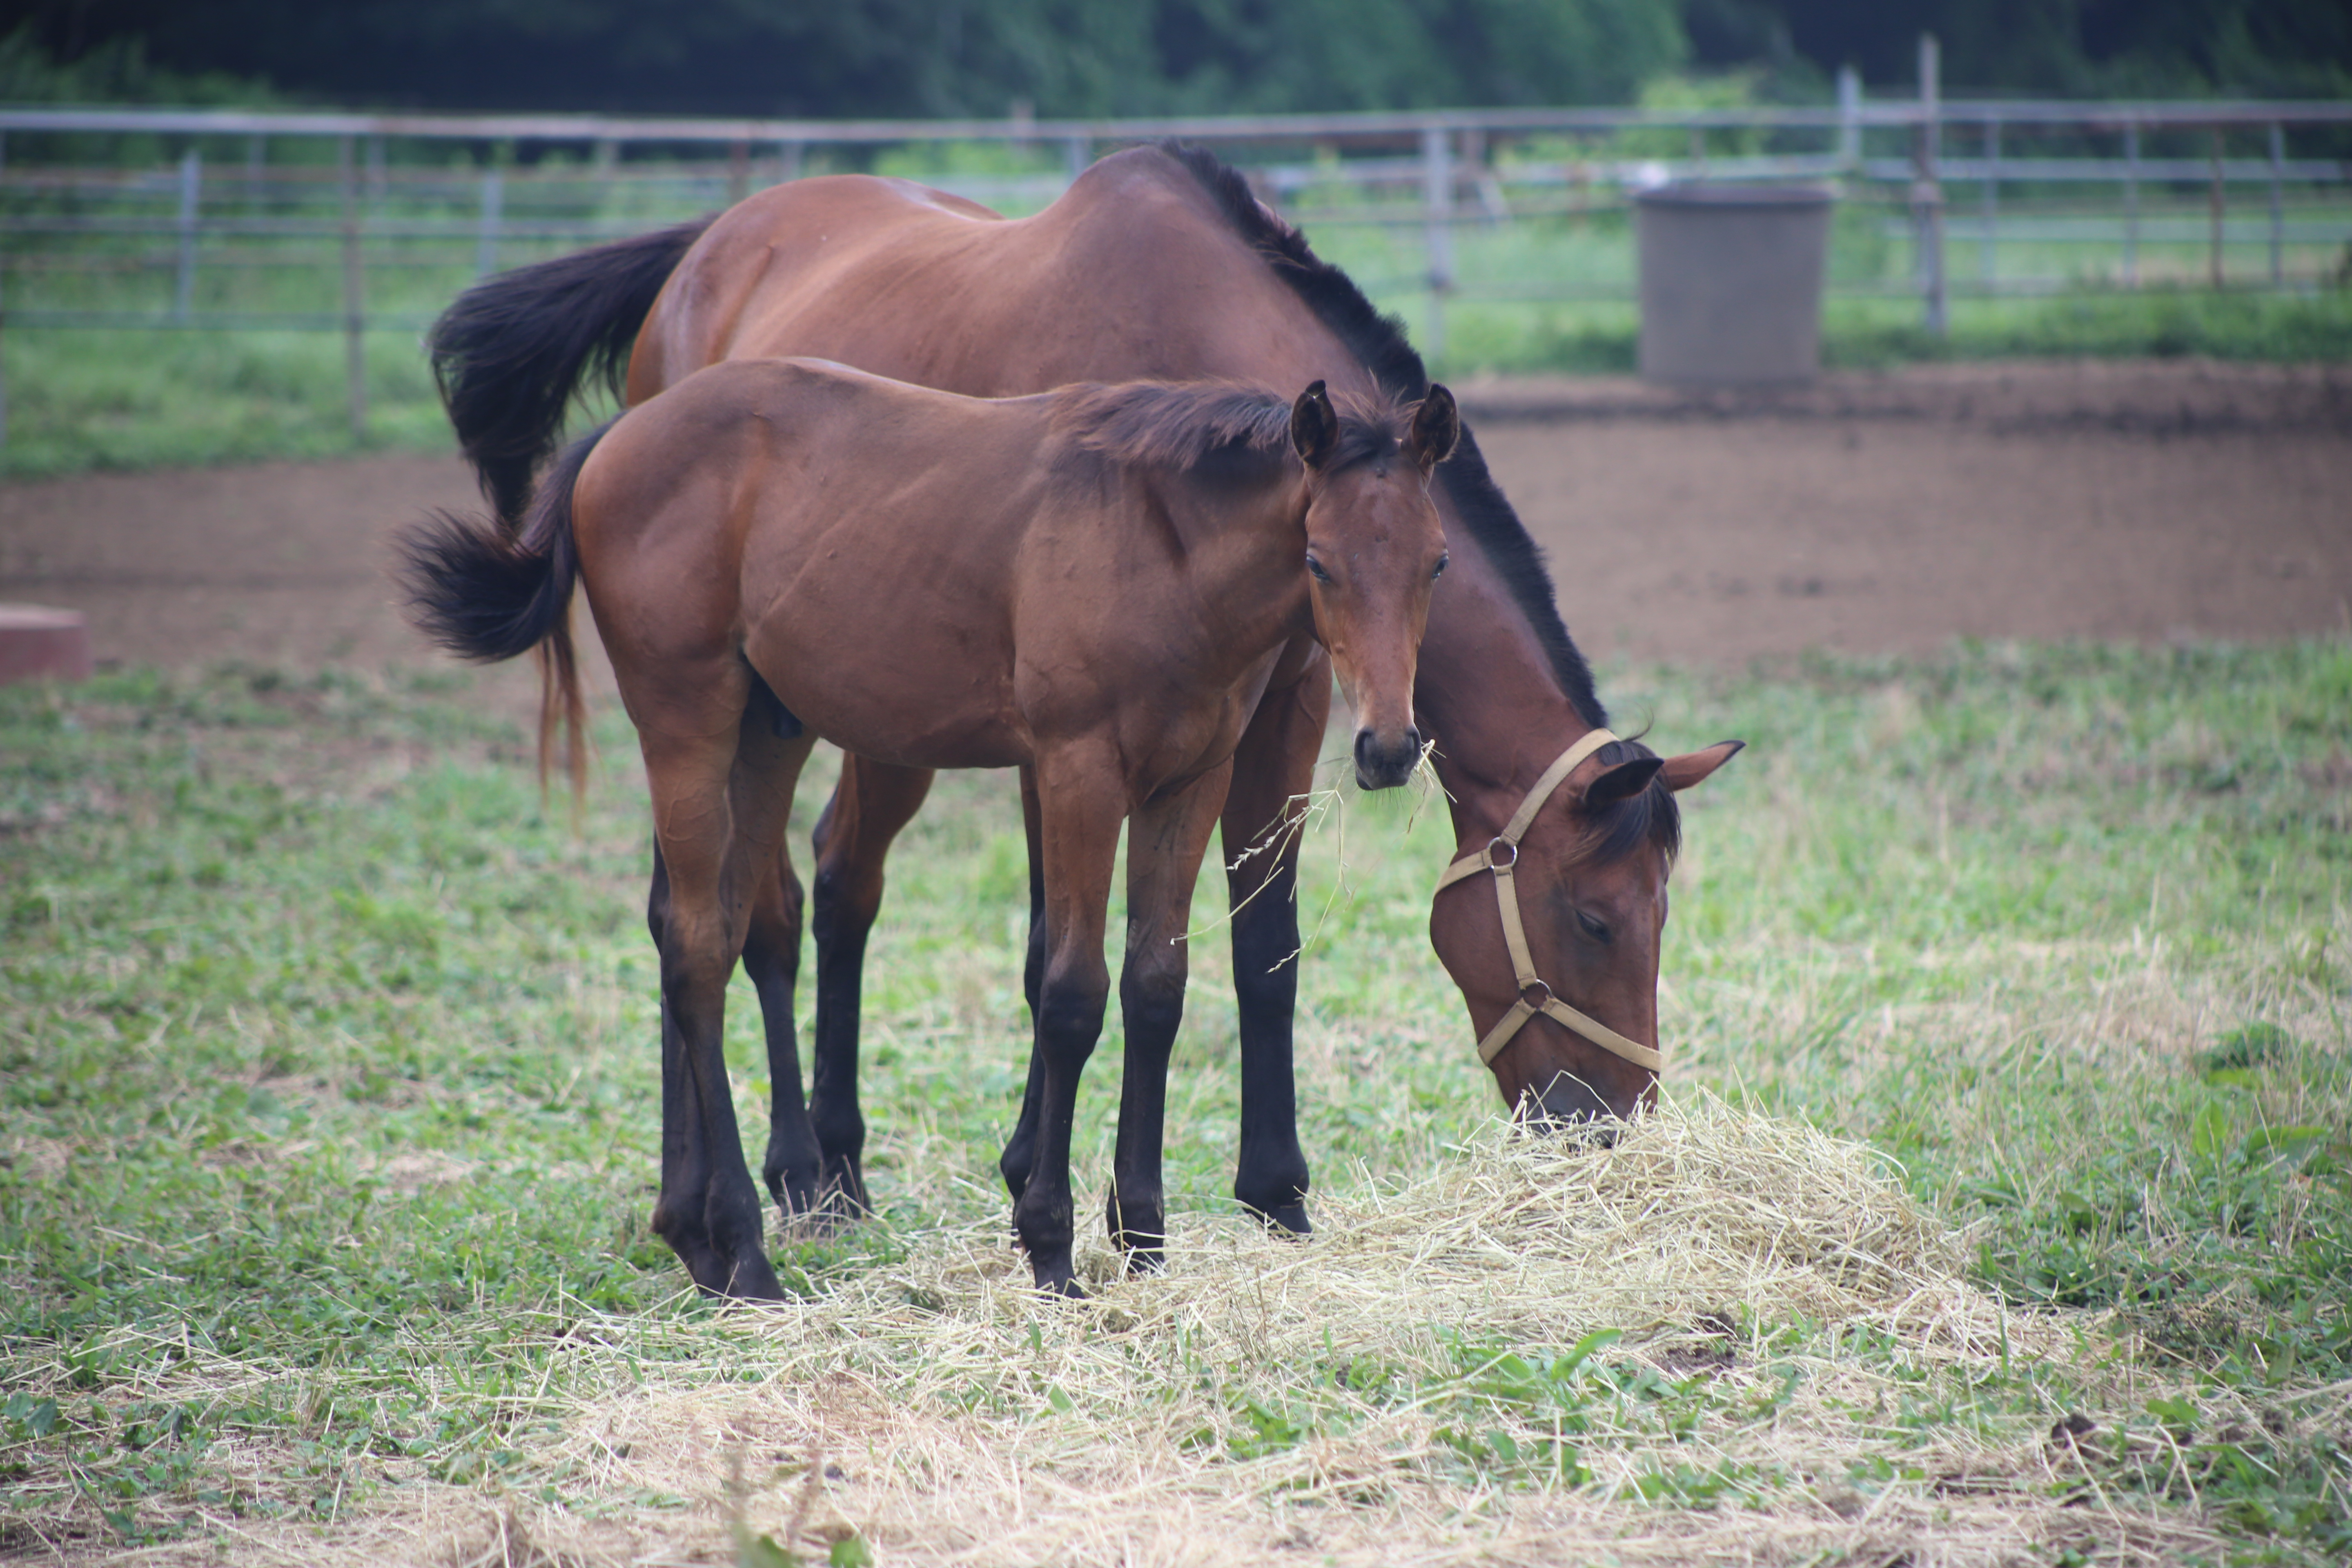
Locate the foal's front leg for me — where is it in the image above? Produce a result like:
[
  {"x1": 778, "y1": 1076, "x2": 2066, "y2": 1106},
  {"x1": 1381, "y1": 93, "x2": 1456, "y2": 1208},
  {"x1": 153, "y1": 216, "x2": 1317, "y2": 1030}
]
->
[
  {"x1": 1011, "y1": 746, "x2": 1125, "y2": 1296},
  {"x1": 1220, "y1": 665, "x2": 1329, "y2": 1236},
  {"x1": 1107, "y1": 764, "x2": 1231, "y2": 1272}
]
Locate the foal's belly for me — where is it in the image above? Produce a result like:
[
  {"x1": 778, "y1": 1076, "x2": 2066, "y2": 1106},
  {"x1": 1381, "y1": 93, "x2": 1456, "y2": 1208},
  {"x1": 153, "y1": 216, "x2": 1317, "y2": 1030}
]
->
[{"x1": 742, "y1": 606, "x2": 1028, "y2": 772}]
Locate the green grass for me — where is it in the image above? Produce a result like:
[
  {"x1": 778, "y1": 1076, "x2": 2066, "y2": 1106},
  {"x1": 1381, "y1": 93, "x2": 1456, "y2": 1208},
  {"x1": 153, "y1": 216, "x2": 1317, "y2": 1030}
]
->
[{"x1": 2, "y1": 642, "x2": 2347, "y2": 1556}]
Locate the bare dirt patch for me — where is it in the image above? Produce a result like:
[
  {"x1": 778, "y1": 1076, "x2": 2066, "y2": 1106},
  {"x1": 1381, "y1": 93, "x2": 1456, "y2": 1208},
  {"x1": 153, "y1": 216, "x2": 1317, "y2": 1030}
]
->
[{"x1": 2, "y1": 359, "x2": 2345, "y2": 686}]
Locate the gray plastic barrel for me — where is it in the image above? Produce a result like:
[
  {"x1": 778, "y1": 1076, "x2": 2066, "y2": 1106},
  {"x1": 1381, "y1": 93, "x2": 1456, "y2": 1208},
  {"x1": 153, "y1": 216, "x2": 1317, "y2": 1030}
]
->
[{"x1": 1634, "y1": 183, "x2": 1835, "y2": 385}]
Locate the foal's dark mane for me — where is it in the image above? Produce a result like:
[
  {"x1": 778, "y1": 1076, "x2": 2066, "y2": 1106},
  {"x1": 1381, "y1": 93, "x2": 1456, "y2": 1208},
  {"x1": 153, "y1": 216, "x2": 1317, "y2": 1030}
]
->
[
  {"x1": 1160, "y1": 141, "x2": 1608, "y2": 731},
  {"x1": 1054, "y1": 379, "x2": 1407, "y2": 475}
]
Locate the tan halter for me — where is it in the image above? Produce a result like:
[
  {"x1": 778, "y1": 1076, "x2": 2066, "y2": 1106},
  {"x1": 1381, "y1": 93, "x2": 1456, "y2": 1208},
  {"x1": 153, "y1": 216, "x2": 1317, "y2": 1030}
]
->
[{"x1": 1432, "y1": 728, "x2": 1663, "y2": 1073}]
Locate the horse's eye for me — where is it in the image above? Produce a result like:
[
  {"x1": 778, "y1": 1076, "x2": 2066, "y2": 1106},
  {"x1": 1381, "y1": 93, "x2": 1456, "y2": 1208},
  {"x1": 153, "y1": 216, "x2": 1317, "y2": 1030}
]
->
[
  {"x1": 1575, "y1": 911, "x2": 1613, "y2": 944},
  {"x1": 1432, "y1": 552, "x2": 1450, "y2": 580},
  {"x1": 1306, "y1": 555, "x2": 1333, "y2": 584}
]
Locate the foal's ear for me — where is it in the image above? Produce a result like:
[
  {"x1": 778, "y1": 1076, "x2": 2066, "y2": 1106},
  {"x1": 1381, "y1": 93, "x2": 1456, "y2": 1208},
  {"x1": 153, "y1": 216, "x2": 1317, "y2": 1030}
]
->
[
  {"x1": 1659, "y1": 739, "x2": 1745, "y2": 792},
  {"x1": 1290, "y1": 381, "x2": 1340, "y2": 469},
  {"x1": 1582, "y1": 755, "x2": 1664, "y2": 809},
  {"x1": 1408, "y1": 383, "x2": 1460, "y2": 470}
]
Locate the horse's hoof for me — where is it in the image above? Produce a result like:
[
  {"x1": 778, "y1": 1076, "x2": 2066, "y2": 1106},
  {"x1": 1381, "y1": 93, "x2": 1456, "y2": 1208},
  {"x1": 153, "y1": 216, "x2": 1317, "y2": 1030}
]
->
[
  {"x1": 1032, "y1": 1269, "x2": 1087, "y2": 1300},
  {"x1": 723, "y1": 1253, "x2": 789, "y2": 1302},
  {"x1": 1250, "y1": 1201, "x2": 1313, "y2": 1238}
]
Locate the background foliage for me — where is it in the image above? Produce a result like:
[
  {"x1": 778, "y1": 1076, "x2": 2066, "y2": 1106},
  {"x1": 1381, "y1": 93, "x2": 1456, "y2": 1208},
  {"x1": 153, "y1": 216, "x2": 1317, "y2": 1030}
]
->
[{"x1": 9, "y1": 1, "x2": 2352, "y2": 118}]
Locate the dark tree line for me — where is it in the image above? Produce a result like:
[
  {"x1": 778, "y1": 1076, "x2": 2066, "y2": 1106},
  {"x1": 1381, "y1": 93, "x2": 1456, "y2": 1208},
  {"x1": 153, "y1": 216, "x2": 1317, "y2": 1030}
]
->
[
  {"x1": 1692, "y1": 1, "x2": 2350, "y2": 97},
  {"x1": 8, "y1": 0, "x2": 2348, "y2": 115}
]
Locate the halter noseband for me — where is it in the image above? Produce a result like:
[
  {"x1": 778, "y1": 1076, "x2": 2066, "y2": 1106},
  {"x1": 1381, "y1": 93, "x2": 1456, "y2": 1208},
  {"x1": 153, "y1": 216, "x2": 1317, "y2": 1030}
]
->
[{"x1": 1431, "y1": 728, "x2": 1664, "y2": 1074}]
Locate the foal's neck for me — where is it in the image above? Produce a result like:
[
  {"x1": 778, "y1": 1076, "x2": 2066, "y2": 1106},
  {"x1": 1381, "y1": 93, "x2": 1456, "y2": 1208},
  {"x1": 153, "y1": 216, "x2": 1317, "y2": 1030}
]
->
[{"x1": 1156, "y1": 464, "x2": 1317, "y2": 652}]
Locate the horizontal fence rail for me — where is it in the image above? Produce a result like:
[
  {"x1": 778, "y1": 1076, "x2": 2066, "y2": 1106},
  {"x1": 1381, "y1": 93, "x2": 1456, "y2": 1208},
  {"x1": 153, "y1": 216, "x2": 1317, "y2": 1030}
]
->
[{"x1": 3, "y1": 71, "x2": 2349, "y2": 442}]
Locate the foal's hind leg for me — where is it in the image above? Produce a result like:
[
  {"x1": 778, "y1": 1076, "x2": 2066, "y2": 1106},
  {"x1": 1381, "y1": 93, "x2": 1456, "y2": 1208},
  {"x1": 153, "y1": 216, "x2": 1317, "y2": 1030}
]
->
[
  {"x1": 636, "y1": 669, "x2": 813, "y2": 1299},
  {"x1": 744, "y1": 844, "x2": 822, "y2": 1222},
  {"x1": 1107, "y1": 764, "x2": 1231, "y2": 1274},
  {"x1": 804, "y1": 756, "x2": 935, "y2": 1219}
]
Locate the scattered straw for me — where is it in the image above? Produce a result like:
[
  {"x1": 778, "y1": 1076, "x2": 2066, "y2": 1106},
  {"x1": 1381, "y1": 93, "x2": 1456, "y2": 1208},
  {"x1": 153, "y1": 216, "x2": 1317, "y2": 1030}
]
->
[{"x1": 47, "y1": 1094, "x2": 2263, "y2": 1567}]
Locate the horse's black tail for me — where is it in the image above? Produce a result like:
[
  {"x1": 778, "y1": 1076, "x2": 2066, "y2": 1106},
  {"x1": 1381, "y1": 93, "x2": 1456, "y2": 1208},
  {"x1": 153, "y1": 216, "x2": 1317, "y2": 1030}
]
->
[
  {"x1": 401, "y1": 426, "x2": 611, "y2": 801},
  {"x1": 428, "y1": 217, "x2": 714, "y2": 529}
]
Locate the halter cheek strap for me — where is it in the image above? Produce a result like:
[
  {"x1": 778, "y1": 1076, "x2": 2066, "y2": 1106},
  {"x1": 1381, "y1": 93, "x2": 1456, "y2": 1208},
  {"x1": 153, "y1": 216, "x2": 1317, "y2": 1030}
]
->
[{"x1": 1432, "y1": 728, "x2": 1664, "y2": 1074}]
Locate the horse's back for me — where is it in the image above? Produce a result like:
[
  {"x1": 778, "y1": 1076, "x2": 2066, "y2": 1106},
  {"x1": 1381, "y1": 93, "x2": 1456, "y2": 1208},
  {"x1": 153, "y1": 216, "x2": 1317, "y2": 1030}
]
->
[{"x1": 630, "y1": 147, "x2": 1363, "y2": 404}]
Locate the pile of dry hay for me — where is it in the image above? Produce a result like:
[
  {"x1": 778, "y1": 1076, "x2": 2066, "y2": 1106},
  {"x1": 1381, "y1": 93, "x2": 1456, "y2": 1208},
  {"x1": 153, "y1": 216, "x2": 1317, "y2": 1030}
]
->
[{"x1": 216, "y1": 1098, "x2": 2232, "y2": 1566}]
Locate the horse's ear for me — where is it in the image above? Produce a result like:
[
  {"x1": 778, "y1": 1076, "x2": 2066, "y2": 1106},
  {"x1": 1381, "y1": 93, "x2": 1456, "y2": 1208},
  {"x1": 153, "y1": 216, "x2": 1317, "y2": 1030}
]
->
[
  {"x1": 1659, "y1": 739, "x2": 1744, "y2": 792},
  {"x1": 1582, "y1": 755, "x2": 1664, "y2": 809},
  {"x1": 1408, "y1": 383, "x2": 1460, "y2": 470},
  {"x1": 1290, "y1": 381, "x2": 1340, "y2": 469}
]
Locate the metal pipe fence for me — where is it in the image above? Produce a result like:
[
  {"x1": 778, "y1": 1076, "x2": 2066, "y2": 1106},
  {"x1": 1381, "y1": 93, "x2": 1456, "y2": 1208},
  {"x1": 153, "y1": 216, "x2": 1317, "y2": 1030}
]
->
[{"x1": 3, "y1": 70, "x2": 2349, "y2": 441}]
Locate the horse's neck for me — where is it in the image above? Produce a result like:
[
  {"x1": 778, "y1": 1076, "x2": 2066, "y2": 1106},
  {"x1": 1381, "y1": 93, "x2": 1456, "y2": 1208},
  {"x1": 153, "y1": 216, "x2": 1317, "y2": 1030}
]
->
[{"x1": 1414, "y1": 542, "x2": 1596, "y2": 844}]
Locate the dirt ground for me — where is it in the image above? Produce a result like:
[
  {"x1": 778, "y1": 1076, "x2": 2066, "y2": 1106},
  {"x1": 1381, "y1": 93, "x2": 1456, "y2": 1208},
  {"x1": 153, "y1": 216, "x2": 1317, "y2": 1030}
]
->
[{"x1": 2, "y1": 359, "x2": 2346, "y2": 694}]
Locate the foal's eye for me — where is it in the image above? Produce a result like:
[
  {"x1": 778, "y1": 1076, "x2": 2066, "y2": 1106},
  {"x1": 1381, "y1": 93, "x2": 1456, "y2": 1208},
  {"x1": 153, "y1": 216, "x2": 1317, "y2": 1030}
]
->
[
  {"x1": 1575, "y1": 911, "x2": 1613, "y2": 944},
  {"x1": 1306, "y1": 555, "x2": 1333, "y2": 584},
  {"x1": 1432, "y1": 552, "x2": 1450, "y2": 580}
]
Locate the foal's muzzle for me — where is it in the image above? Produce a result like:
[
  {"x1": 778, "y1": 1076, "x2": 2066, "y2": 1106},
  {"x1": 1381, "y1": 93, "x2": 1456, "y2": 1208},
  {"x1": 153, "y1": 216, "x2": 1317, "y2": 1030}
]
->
[{"x1": 1353, "y1": 725, "x2": 1423, "y2": 790}]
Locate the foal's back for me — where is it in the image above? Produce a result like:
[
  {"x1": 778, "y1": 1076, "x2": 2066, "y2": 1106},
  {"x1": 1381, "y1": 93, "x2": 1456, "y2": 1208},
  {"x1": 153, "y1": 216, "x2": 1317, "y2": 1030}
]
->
[{"x1": 575, "y1": 358, "x2": 1223, "y2": 774}]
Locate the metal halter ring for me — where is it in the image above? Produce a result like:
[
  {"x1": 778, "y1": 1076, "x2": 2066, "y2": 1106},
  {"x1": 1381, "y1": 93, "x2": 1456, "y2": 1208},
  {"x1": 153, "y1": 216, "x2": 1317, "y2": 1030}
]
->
[
  {"x1": 1486, "y1": 837, "x2": 1519, "y2": 870},
  {"x1": 1518, "y1": 978, "x2": 1552, "y2": 1009}
]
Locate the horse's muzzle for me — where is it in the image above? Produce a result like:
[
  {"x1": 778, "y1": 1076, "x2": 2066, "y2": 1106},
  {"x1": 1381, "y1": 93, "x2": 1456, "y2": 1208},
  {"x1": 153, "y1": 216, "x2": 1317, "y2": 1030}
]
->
[
  {"x1": 1525, "y1": 1072, "x2": 1625, "y2": 1145},
  {"x1": 1353, "y1": 725, "x2": 1423, "y2": 790}
]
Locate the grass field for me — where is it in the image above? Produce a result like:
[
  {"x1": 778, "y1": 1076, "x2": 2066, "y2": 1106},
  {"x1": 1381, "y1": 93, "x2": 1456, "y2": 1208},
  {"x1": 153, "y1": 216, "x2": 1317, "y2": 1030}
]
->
[{"x1": 2, "y1": 641, "x2": 2347, "y2": 1562}]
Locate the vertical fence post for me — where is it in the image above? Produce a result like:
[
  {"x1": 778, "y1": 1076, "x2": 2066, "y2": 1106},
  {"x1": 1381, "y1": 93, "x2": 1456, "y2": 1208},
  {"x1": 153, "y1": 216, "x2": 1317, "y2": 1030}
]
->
[
  {"x1": 476, "y1": 169, "x2": 503, "y2": 278},
  {"x1": 2267, "y1": 121, "x2": 2285, "y2": 288},
  {"x1": 728, "y1": 139, "x2": 749, "y2": 205},
  {"x1": 1836, "y1": 66, "x2": 1861, "y2": 173},
  {"x1": 245, "y1": 134, "x2": 264, "y2": 206},
  {"x1": 2209, "y1": 128, "x2": 2225, "y2": 290},
  {"x1": 0, "y1": 134, "x2": 9, "y2": 449},
  {"x1": 1913, "y1": 34, "x2": 1946, "y2": 337},
  {"x1": 173, "y1": 148, "x2": 201, "y2": 323},
  {"x1": 1063, "y1": 136, "x2": 1090, "y2": 184},
  {"x1": 338, "y1": 136, "x2": 367, "y2": 442},
  {"x1": 366, "y1": 134, "x2": 387, "y2": 201},
  {"x1": 2123, "y1": 121, "x2": 2140, "y2": 287},
  {"x1": 1421, "y1": 124, "x2": 1453, "y2": 365},
  {"x1": 593, "y1": 137, "x2": 618, "y2": 180},
  {"x1": 1980, "y1": 117, "x2": 1999, "y2": 287},
  {"x1": 776, "y1": 141, "x2": 802, "y2": 184}
]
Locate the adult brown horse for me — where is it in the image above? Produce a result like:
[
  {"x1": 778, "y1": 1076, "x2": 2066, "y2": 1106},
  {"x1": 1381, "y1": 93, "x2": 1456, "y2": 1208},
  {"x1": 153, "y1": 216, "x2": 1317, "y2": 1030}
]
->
[
  {"x1": 407, "y1": 362, "x2": 1459, "y2": 1297},
  {"x1": 429, "y1": 143, "x2": 1741, "y2": 1281}
]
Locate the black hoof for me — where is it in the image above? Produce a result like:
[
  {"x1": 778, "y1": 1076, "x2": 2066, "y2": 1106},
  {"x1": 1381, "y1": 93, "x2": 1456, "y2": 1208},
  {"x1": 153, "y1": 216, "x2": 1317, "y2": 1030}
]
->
[
  {"x1": 1249, "y1": 1201, "x2": 1313, "y2": 1237},
  {"x1": 707, "y1": 1253, "x2": 786, "y2": 1302},
  {"x1": 1033, "y1": 1270, "x2": 1087, "y2": 1300}
]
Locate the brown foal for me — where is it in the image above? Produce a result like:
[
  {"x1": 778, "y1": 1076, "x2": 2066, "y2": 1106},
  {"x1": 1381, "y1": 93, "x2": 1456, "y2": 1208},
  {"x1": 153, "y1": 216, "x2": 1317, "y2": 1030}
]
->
[{"x1": 407, "y1": 360, "x2": 1459, "y2": 1296}]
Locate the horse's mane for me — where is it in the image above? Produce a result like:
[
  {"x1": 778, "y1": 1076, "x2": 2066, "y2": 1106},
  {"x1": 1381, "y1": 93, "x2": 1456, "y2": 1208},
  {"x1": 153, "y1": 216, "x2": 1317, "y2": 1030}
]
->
[
  {"x1": 1157, "y1": 140, "x2": 1608, "y2": 732},
  {"x1": 1052, "y1": 379, "x2": 1407, "y2": 474}
]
